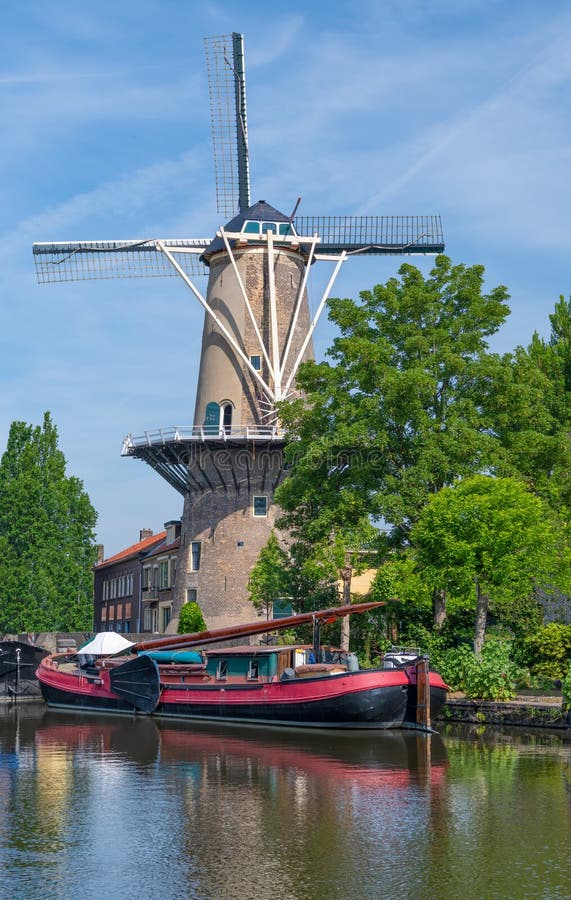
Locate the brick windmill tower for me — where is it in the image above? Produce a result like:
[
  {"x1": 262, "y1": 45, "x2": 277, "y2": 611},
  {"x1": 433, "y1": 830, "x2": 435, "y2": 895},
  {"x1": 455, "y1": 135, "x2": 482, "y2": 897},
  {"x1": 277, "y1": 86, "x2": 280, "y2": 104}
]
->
[{"x1": 33, "y1": 33, "x2": 444, "y2": 632}]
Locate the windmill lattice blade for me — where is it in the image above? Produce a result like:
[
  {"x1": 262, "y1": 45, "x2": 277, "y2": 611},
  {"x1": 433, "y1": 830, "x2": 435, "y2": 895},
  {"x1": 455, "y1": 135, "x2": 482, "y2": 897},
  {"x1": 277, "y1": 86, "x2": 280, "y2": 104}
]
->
[
  {"x1": 294, "y1": 215, "x2": 445, "y2": 255},
  {"x1": 204, "y1": 33, "x2": 250, "y2": 217},
  {"x1": 33, "y1": 240, "x2": 210, "y2": 283}
]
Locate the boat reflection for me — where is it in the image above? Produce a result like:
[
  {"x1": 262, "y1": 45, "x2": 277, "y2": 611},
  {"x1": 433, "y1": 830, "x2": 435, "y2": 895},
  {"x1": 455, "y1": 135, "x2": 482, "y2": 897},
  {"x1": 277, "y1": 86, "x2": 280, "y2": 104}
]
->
[{"x1": 17, "y1": 708, "x2": 448, "y2": 790}]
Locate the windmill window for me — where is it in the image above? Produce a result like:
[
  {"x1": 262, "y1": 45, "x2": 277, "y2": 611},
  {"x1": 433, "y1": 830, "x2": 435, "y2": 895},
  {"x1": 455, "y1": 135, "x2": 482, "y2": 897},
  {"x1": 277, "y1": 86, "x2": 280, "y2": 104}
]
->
[
  {"x1": 261, "y1": 222, "x2": 277, "y2": 234},
  {"x1": 279, "y1": 223, "x2": 294, "y2": 236},
  {"x1": 222, "y1": 402, "x2": 233, "y2": 433},
  {"x1": 253, "y1": 496, "x2": 268, "y2": 517},
  {"x1": 190, "y1": 542, "x2": 202, "y2": 572},
  {"x1": 249, "y1": 355, "x2": 261, "y2": 371},
  {"x1": 243, "y1": 221, "x2": 260, "y2": 234}
]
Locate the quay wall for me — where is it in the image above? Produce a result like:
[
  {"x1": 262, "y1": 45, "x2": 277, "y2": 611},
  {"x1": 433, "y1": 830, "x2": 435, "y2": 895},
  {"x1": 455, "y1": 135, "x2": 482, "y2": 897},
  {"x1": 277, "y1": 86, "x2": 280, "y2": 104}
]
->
[{"x1": 440, "y1": 697, "x2": 571, "y2": 729}]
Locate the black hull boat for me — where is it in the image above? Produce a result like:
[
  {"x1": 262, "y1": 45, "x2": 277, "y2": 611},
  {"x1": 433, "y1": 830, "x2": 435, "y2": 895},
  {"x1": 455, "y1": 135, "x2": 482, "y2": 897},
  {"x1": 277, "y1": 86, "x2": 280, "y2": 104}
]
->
[
  {"x1": 37, "y1": 603, "x2": 448, "y2": 730},
  {"x1": 0, "y1": 640, "x2": 48, "y2": 699}
]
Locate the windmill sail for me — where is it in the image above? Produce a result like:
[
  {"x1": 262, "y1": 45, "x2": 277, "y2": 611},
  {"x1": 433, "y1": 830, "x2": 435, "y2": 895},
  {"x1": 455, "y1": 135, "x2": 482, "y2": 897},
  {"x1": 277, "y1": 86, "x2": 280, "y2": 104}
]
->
[
  {"x1": 33, "y1": 214, "x2": 443, "y2": 284},
  {"x1": 204, "y1": 32, "x2": 250, "y2": 216},
  {"x1": 33, "y1": 239, "x2": 210, "y2": 283},
  {"x1": 294, "y1": 215, "x2": 444, "y2": 255}
]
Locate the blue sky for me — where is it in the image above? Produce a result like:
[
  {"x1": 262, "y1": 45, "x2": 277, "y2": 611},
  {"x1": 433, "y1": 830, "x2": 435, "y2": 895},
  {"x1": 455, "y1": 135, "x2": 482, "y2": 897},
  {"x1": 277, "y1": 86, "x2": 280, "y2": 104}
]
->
[{"x1": 2, "y1": 0, "x2": 570, "y2": 556}]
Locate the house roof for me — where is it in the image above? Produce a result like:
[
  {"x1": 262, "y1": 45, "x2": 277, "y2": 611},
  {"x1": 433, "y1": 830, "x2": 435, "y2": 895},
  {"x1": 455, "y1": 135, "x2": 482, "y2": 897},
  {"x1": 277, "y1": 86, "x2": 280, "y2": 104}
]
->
[
  {"x1": 144, "y1": 536, "x2": 181, "y2": 559},
  {"x1": 95, "y1": 531, "x2": 167, "y2": 570}
]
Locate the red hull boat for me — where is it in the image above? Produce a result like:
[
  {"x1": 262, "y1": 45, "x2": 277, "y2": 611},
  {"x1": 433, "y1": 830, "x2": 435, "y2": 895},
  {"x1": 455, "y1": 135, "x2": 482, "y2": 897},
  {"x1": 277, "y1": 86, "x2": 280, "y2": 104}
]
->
[{"x1": 36, "y1": 602, "x2": 448, "y2": 731}]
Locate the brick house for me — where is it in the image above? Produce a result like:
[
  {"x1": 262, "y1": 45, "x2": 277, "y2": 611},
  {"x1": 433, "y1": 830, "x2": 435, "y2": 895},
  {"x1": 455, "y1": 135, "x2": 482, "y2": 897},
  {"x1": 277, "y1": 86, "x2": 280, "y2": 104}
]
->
[
  {"x1": 93, "y1": 527, "x2": 169, "y2": 633},
  {"x1": 139, "y1": 521, "x2": 184, "y2": 633}
]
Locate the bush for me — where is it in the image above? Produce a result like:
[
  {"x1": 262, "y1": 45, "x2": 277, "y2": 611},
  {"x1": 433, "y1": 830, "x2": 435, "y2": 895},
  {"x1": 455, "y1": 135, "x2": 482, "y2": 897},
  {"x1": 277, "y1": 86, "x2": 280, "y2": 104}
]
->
[
  {"x1": 519, "y1": 623, "x2": 571, "y2": 681},
  {"x1": 177, "y1": 601, "x2": 206, "y2": 635},
  {"x1": 562, "y1": 670, "x2": 571, "y2": 711},
  {"x1": 437, "y1": 641, "x2": 519, "y2": 700}
]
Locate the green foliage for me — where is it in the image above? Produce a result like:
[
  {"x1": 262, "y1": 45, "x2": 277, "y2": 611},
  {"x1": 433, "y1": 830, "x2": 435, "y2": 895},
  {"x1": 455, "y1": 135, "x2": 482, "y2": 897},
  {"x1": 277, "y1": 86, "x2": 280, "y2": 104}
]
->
[
  {"x1": 0, "y1": 413, "x2": 97, "y2": 632},
  {"x1": 437, "y1": 641, "x2": 519, "y2": 700},
  {"x1": 411, "y1": 475, "x2": 563, "y2": 651},
  {"x1": 561, "y1": 669, "x2": 571, "y2": 711},
  {"x1": 369, "y1": 552, "x2": 433, "y2": 638},
  {"x1": 278, "y1": 256, "x2": 511, "y2": 547},
  {"x1": 247, "y1": 532, "x2": 291, "y2": 617},
  {"x1": 177, "y1": 601, "x2": 206, "y2": 635},
  {"x1": 519, "y1": 623, "x2": 571, "y2": 680}
]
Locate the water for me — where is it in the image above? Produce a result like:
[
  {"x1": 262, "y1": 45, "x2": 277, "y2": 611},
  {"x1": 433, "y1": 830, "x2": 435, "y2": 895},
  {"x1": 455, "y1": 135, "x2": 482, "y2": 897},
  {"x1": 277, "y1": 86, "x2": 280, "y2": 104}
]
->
[{"x1": 1, "y1": 705, "x2": 570, "y2": 900}]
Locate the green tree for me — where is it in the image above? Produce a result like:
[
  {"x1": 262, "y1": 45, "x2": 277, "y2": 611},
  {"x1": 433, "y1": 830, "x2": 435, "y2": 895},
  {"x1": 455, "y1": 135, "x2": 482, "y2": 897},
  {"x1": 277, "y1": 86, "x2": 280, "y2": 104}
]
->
[
  {"x1": 277, "y1": 256, "x2": 511, "y2": 626},
  {"x1": 247, "y1": 531, "x2": 291, "y2": 619},
  {"x1": 0, "y1": 413, "x2": 97, "y2": 632},
  {"x1": 411, "y1": 475, "x2": 566, "y2": 654}
]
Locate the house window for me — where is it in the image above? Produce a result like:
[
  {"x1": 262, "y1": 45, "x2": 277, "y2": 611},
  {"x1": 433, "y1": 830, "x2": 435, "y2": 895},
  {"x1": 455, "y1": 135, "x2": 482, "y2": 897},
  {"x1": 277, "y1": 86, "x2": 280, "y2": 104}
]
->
[
  {"x1": 159, "y1": 560, "x2": 169, "y2": 589},
  {"x1": 161, "y1": 605, "x2": 172, "y2": 632},
  {"x1": 249, "y1": 355, "x2": 261, "y2": 371},
  {"x1": 216, "y1": 660, "x2": 228, "y2": 681},
  {"x1": 190, "y1": 542, "x2": 202, "y2": 571},
  {"x1": 253, "y1": 496, "x2": 268, "y2": 517}
]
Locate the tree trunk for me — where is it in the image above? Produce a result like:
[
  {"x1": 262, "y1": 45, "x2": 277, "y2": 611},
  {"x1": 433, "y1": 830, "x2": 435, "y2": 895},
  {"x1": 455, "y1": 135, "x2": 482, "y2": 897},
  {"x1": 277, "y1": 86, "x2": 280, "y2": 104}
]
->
[
  {"x1": 339, "y1": 559, "x2": 353, "y2": 652},
  {"x1": 473, "y1": 578, "x2": 488, "y2": 656},
  {"x1": 433, "y1": 587, "x2": 447, "y2": 629}
]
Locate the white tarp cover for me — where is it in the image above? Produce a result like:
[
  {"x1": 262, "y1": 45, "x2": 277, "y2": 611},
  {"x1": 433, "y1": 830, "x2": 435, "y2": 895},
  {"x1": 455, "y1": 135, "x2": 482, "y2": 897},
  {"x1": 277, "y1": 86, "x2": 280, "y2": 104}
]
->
[{"x1": 78, "y1": 632, "x2": 134, "y2": 656}]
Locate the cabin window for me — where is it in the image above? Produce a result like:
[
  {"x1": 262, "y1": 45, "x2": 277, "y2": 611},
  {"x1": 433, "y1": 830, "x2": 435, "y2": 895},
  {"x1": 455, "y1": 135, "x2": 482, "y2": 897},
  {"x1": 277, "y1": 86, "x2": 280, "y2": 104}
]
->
[
  {"x1": 190, "y1": 542, "x2": 201, "y2": 572},
  {"x1": 253, "y1": 496, "x2": 268, "y2": 517},
  {"x1": 247, "y1": 660, "x2": 259, "y2": 680},
  {"x1": 249, "y1": 355, "x2": 261, "y2": 371},
  {"x1": 216, "y1": 660, "x2": 228, "y2": 681}
]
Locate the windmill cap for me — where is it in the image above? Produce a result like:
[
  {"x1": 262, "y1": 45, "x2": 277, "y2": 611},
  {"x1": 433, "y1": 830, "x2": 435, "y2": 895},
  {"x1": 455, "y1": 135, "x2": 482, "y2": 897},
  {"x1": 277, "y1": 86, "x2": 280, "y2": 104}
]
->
[{"x1": 201, "y1": 200, "x2": 293, "y2": 262}]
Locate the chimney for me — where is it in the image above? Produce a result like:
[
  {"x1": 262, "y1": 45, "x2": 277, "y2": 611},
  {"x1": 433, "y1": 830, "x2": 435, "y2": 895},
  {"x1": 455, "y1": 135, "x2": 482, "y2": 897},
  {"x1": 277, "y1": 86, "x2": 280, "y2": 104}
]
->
[
  {"x1": 95, "y1": 544, "x2": 105, "y2": 564},
  {"x1": 140, "y1": 528, "x2": 154, "y2": 541}
]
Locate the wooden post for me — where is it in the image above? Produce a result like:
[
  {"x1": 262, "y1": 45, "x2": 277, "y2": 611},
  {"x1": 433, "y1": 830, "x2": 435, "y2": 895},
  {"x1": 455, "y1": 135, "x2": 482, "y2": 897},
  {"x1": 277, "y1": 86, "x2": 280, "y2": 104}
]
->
[{"x1": 416, "y1": 655, "x2": 431, "y2": 731}]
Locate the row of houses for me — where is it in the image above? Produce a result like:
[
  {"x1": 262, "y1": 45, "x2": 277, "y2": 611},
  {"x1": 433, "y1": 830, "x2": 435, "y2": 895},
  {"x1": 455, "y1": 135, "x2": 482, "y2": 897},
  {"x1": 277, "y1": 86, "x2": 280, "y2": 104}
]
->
[
  {"x1": 93, "y1": 520, "x2": 200, "y2": 635},
  {"x1": 93, "y1": 521, "x2": 378, "y2": 636}
]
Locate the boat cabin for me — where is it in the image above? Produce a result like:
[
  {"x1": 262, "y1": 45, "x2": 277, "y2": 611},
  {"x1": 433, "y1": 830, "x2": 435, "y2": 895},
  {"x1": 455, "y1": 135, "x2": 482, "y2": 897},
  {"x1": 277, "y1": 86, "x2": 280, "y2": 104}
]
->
[{"x1": 203, "y1": 645, "x2": 359, "y2": 682}]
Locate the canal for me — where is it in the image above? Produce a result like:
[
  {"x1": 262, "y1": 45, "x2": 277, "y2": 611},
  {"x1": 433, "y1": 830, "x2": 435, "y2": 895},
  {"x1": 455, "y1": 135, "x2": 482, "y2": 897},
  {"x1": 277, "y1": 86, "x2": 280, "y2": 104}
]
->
[{"x1": 1, "y1": 705, "x2": 569, "y2": 899}]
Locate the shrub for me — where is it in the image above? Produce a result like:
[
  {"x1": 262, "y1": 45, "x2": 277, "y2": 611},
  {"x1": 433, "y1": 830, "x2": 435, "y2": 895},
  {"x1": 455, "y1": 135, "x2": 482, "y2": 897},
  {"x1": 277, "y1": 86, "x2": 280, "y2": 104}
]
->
[
  {"x1": 177, "y1": 601, "x2": 206, "y2": 635},
  {"x1": 438, "y1": 641, "x2": 519, "y2": 700},
  {"x1": 562, "y1": 670, "x2": 571, "y2": 712},
  {"x1": 519, "y1": 623, "x2": 571, "y2": 681}
]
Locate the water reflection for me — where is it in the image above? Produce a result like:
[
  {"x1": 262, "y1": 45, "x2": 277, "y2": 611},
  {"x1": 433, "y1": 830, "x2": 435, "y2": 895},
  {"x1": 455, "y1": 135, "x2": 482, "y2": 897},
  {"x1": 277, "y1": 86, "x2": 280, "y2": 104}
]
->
[{"x1": 0, "y1": 706, "x2": 570, "y2": 899}]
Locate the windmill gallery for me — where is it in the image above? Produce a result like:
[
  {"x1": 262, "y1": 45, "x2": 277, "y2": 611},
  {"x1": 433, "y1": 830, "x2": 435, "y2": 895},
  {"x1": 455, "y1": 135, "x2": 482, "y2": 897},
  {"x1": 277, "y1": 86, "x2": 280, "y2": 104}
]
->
[{"x1": 32, "y1": 33, "x2": 444, "y2": 635}]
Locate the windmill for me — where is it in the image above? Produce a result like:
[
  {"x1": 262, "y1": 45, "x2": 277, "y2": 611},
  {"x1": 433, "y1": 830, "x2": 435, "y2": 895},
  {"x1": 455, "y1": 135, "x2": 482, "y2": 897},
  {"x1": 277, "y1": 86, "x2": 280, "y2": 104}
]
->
[{"x1": 33, "y1": 33, "x2": 445, "y2": 633}]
